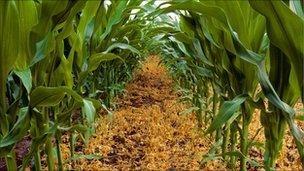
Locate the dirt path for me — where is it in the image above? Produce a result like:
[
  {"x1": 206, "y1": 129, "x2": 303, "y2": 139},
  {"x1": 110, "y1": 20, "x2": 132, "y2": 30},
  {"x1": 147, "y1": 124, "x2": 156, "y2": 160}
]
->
[
  {"x1": 62, "y1": 56, "x2": 302, "y2": 170},
  {"x1": 63, "y1": 56, "x2": 225, "y2": 170}
]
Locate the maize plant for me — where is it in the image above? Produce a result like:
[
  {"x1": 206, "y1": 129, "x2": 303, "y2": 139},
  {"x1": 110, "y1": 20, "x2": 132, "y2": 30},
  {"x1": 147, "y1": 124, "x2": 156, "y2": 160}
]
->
[
  {"x1": 0, "y1": 0, "x2": 303, "y2": 170},
  {"x1": 0, "y1": 0, "x2": 153, "y2": 170},
  {"x1": 154, "y1": 0, "x2": 303, "y2": 170}
]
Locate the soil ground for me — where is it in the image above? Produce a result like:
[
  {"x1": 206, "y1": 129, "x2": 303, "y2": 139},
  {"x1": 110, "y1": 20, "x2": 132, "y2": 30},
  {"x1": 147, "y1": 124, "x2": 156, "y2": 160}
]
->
[{"x1": 61, "y1": 56, "x2": 303, "y2": 170}]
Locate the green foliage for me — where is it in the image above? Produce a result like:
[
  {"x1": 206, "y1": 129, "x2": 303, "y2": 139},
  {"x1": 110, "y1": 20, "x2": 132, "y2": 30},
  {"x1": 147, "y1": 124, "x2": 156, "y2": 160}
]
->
[
  {"x1": 0, "y1": 0, "x2": 302, "y2": 170},
  {"x1": 0, "y1": 0, "x2": 154, "y2": 170},
  {"x1": 157, "y1": 0, "x2": 303, "y2": 170},
  {"x1": 206, "y1": 94, "x2": 248, "y2": 134}
]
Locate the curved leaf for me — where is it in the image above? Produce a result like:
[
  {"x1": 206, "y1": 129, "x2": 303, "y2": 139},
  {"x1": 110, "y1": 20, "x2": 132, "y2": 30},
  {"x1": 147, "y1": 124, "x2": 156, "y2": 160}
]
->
[
  {"x1": 249, "y1": 1, "x2": 304, "y2": 98},
  {"x1": 30, "y1": 86, "x2": 82, "y2": 107},
  {"x1": 206, "y1": 94, "x2": 248, "y2": 134},
  {"x1": 88, "y1": 53, "x2": 124, "y2": 72},
  {"x1": 0, "y1": 107, "x2": 29, "y2": 148},
  {"x1": 105, "y1": 43, "x2": 141, "y2": 54}
]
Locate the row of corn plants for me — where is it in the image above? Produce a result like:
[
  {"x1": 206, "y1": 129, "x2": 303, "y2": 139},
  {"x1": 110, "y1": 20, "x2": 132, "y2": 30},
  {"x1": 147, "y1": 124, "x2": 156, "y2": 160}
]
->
[
  {"x1": 150, "y1": 0, "x2": 303, "y2": 170},
  {"x1": 0, "y1": 0, "x2": 156, "y2": 170}
]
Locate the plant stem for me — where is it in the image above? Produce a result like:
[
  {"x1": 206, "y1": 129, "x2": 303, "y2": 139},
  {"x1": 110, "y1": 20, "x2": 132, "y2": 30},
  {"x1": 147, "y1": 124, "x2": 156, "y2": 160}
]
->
[
  {"x1": 263, "y1": 109, "x2": 287, "y2": 170},
  {"x1": 70, "y1": 132, "x2": 76, "y2": 166},
  {"x1": 56, "y1": 138, "x2": 63, "y2": 171},
  {"x1": 44, "y1": 108, "x2": 54, "y2": 171},
  {"x1": 1, "y1": 83, "x2": 17, "y2": 170},
  {"x1": 34, "y1": 150, "x2": 42, "y2": 171},
  {"x1": 5, "y1": 152, "x2": 17, "y2": 171},
  {"x1": 240, "y1": 123, "x2": 249, "y2": 171},
  {"x1": 240, "y1": 105, "x2": 249, "y2": 171},
  {"x1": 222, "y1": 125, "x2": 230, "y2": 161},
  {"x1": 229, "y1": 123, "x2": 237, "y2": 170},
  {"x1": 55, "y1": 107, "x2": 63, "y2": 171},
  {"x1": 0, "y1": 82, "x2": 9, "y2": 135}
]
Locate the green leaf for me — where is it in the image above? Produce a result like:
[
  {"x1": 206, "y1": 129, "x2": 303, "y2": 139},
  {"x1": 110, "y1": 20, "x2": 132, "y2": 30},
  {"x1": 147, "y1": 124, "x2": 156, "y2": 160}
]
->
[
  {"x1": 105, "y1": 43, "x2": 141, "y2": 54},
  {"x1": 14, "y1": 1, "x2": 38, "y2": 69},
  {"x1": 78, "y1": 1, "x2": 101, "y2": 40},
  {"x1": 290, "y1": 0, "x2": 304, "y2": 17},
  {"x1": 249, "y1": 0, "x2": 304, "y2": 99},
  {"x1": 160, "y1": 0, "x2": 304, "y2": 147},
  {"x1": 30, "y1": 32, "x2": 56, "y2": 66},
  {"x1": 195, "y1": 66, "x2": 212, "y2": 78},
  {"x1": 82, "y1": 99, "x2": 96, "y2": 125},
  {"x1": 14, "y1": 68, "x2": 32, "y2": 94},
  {"x1": 99, "y1": 1, "x2": 127, "y2": 42},
  {"x1": 88, "y1": 53, "x2": 124, "y2": 72},
  {"x1": 29, "y1": 87, "x2": 65, "y2": 107},
  {"x1": 30, "y1": 86, "x2": 82, "y2": 107},
  {"x1": 30, "y1": 1, "x2": 68, "y2": 44},
  {"x1": 206, "y1": 94, "x2": 248, "y2": 134},
  {"x1": 85, "y1": 98, "x2": 102, "y2": 110},
  {"x1": 78, "y1": 53, "x2": 124, "y2": 86},
  {"x1": 56, "y1": 1, "x2": 87, "y2": 41},
  {"x1": 0, "y1": 107, "x2": 29, "y2": 148},
  {"x1": 57, "y1": 124, "x2": 88, "y2": 134},
  {"x1": 0, "y1": 1, "x2": 20, "y2": 113},
  {"x1": 21, "y1": 123, "x2": 58, "y2": 170},
  {"x1": 200, "y1": 137, "x2": 223, "y2": 166}
]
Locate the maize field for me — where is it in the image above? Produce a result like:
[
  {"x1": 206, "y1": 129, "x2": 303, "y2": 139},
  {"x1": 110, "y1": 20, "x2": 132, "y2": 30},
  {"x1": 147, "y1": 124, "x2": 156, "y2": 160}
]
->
[{"x1": 0, "y1": 0, "x2": 303, "y2": 170}]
